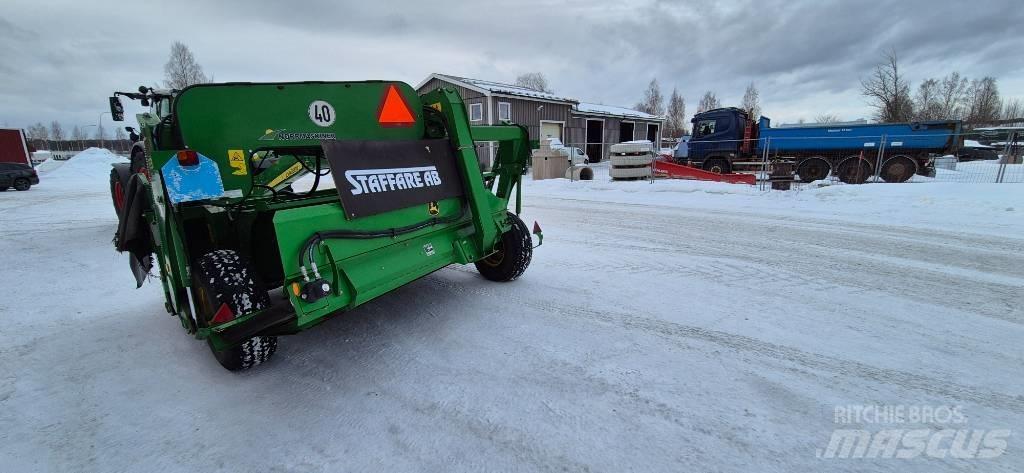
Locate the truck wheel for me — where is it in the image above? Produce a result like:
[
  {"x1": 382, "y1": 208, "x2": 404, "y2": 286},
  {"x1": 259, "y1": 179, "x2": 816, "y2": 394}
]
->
[
  {"x1": 702, "y1": 158, "x2": 731, "y2": 174},
  {"x1": 797, "y1": 157, "x2": 830, "y2": 182},
  {"x1": 13, "y1": 178, "x2": 30, "y2": 191},
  {"x1": 0, "y1": 187, "x2": 8, "y2": 192},
  {"x1": 475, "y1": 212, "x2": 533, "y2": 282},
  {"x1": 880, "y1": 155, "x2": 917, "y2": 183},
  {"x1": 192, "y1": 249, "x2": 277, "y2": 371},
  {"x1": 109, "y1": 169, "x2": 126, "y2": 217},
  {"x1": 836, "y1": 157, "x2": 873, "y2": 184}
]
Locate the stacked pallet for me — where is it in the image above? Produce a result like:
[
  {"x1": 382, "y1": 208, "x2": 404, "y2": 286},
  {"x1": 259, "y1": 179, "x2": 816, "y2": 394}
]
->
[{"x1": 609, "y1": 141, "x2": 655, "y2": 180}]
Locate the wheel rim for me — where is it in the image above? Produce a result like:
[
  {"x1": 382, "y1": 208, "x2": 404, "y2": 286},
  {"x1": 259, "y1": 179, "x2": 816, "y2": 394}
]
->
[
  {"x1": 840, "y1": 159, "x2": 870, "y2": 183},
  {"x1": 113, "y1": 181, "x2": 126, "y2": 210},
  {"x1": 800, "y1": 159, "x2": 829, "y2": 181},
  {"x1": 481, "y1": 240, "x2": 505, "y2": 267},
  {"x1": 14, "y1": 179, "x2": 29, "y2": 190},
  {"x1": 883, "y1": 157, "x2": 915, "y2": 182}
]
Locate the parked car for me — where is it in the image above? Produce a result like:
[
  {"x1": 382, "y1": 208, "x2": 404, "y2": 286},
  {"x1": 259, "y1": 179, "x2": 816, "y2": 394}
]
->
[
  {"x1": 558, "y1": 146, "x2": 590, "y2": 165},
  {"x1": 672, "y1": 135, "x2": 691, "y2": 160},
  {"x1": 958, "y1": 140, "x2": 999, "y2": 162},
  {"x1": 539, "y1": 138, "x2": 590, "y2": 165},
  {"x1": 0, "y1": 162, "x2": 39, "y2": 191}
]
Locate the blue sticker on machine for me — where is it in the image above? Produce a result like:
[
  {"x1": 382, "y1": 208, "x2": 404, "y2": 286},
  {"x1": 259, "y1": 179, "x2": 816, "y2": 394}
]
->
[{"x1": 162, "y1": 153, "x2": 226, "y2": 204}]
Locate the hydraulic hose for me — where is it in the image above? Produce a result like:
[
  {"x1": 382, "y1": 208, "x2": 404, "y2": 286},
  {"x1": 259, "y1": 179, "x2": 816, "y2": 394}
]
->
[{"x1": 298, "y1": 207, "x2": 468, "y2": 271}]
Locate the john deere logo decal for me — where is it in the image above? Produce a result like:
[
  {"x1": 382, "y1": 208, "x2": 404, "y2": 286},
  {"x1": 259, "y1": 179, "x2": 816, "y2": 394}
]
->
[
  {"x1": 427, "y1": 201, "x2": 439, "y2": 216},
  {"x1": 258, "y1": 129, "x2": 337, "y2": 141}
]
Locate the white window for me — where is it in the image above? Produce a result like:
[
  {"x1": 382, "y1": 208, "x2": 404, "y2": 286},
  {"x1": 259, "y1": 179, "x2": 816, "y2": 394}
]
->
[
  {"x1": 469, "y1": 103, "x2": 483, "y2": 122},
  {"x1": 498, "y1": 102, "x2": 511, "y2": 121}
]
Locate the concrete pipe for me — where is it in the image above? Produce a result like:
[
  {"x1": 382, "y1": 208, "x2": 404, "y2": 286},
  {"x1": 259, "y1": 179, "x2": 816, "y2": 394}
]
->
[{"x1": 565, "y1": 165, "x2": 594, "y2": 180}]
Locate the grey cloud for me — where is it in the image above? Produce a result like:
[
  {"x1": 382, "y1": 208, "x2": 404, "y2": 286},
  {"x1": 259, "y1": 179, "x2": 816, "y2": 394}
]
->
[{"x1": 0, "y1": 0, "x2": 1021, "y2": 129}]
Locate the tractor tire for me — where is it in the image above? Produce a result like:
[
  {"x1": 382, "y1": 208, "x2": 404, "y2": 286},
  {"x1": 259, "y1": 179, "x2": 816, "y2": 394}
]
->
[
  {"x1": 475, "y1": 212, "x2": 533, "y2": 282},
  {"x1": 702, "y1": 158, "x2": 731, "y2": 174},
  {"x1": 129, "y1": 148, "x2": 147, "y2": 175},
  {"x1": 797, "y1": 157, "x2": 831, "y2": 182},
  {"x1": 880, "y1": 155, "x2": 918, "y2": 183},
  {"x1": 192, "y1": 249, "x2": 277, "y2": 371},
  {"x1": 836, "y1": 157, "x2": 873, "y2": 184},
  {"x1": 109, "y1": 168, "x2": 126, "y2": 218},
  {"x1": 13, "y1": 178, "x2": 31, "y2": 191}
]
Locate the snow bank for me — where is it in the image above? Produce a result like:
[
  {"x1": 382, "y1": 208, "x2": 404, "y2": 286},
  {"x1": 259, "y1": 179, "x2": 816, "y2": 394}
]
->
[
  {"x1": 524, "y1": 164, "x2": 1024, "y2": 239},
  {"x1": 33, "y1": 158, "x2": 66, "y2": 173},
  {"x1": 38, "y1": 148, "x2": 128, "y2": 191}
]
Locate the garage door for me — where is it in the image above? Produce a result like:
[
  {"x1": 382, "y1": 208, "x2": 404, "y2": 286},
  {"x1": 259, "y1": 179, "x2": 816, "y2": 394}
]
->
[{"x1": 540, "y1": 122, "x2": 563, "y2": 142}]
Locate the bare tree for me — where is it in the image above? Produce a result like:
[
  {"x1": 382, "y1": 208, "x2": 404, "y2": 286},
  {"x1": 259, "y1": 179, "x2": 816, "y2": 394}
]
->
[
  {"x1": 70, "y1": 125, "x2": 86, "y2": 143},
  {"x1": 513, "y1": 72, "x2": 551, "y2": 93},
  {"x1": 741, "y1": 82, "x2": 760, "y2": 119},
  {"x1": 696, "y1": 91, "x2": 721, "y2": 114},
  {"x1": 114, "y1": 126, "x2": 127, "y2": 141},
  {"x1": 26, "y1": 122, "x2": 49, "y2": 141},
  {"x1": 914, "y1": 78, "x2": 943, "y2": 121},
  {"x1": 164, "y1": 41, "x2": 209, "y2": 90},
  {"x1": 861, "y1": 49, "x2": 914, "y2": 122},
  {"x1": 938, "y1": 72, "x2": 968, "y2": 119},
  {"x1": 665, "y1": 88, "x2": 687, "y2": 137},
  {"x1": 49, "y1": 121, "x2": 64, "y2": 141},
  {"x1": 94, "y1": 123, "x2": 107, "y2": 141},
  {"x1": 1003, "y1": 98, "x2": 1023, "y2": 120},
  {"x1": 814, "y1": 114, "x2": 840, "y2": 123},
  {"x1": 964, "y1": 77, "x2": 1001, "y2": 127},
  {"x1": 634, "y1": 79, "x2": 664, "y2": 116}
]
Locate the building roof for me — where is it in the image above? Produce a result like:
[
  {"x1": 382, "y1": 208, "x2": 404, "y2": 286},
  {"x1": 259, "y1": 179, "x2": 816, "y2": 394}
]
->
[
  {"x1": 575, "y1": 102, "x2": 662, "y2": 121},
  {"x1": 418, "y1": 73, "x2": 577, "y2": 103},
  {"x1": 417, "y1": 73, "x2": 664, "y2": 122}
]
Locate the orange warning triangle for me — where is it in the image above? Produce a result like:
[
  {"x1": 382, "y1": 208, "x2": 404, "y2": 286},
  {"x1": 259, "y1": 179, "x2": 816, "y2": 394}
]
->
[{"x1": 378, "y1": 84, "x2": 415, "y2": 127}]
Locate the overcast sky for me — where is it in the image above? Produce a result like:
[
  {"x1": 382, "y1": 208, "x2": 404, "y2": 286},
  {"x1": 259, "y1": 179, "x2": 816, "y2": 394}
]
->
[{"x1": 2, "y1": 0, "x2": 1022, "y2": 133}]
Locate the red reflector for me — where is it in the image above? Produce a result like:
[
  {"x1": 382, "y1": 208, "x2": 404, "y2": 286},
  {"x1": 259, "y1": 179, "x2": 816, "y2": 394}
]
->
[
  {"x1": 378, "y1": 84, "x2": 415, "y2": 127},
  {"x1": 210, "y1": 303, "x2": 235, "y2": 325},
  {"x1": 533, "y1": 221, "x2": 542, "y2": 235},
  {"x1": 177, "y1": 150, "x2": 199, "y2": 167}
]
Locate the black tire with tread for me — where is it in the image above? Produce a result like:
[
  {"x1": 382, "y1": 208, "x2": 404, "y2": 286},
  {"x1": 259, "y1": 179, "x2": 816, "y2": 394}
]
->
[
  {"x1": 702, "y1": 158, "x2": 731, "y2": 174},
  {"x1": 13, "y1": 178, "x2": 30, "y2": 191},
  {"x1": 880, "y1": 155, "x2": 917, "y2": 183},
  {"x1": 109, "y1": 168, "x2": 126, "y2": 218},
  {"x1": 836, "y1": 157, "x2": 873, "y2": 184},
  {"x1": 797, "y1": 157, "x2": 831, "y2": 183},
  {"x1": 475, "y1": 212, "x2": 533, "y2": 282},
  {"x1": 192, "y1": 249, "x2": 277, "y2": 371}
]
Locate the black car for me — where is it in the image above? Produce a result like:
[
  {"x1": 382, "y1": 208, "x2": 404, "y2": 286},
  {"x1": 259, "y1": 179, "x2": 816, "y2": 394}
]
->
[{"x1": 0, "y1": 162, "x2": 40, "y2": 191}]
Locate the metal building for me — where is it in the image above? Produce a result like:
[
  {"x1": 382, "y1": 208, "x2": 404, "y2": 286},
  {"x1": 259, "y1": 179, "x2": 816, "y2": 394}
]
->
[{"x1": 416, "y1": 73, "x2": 664, "y2": 165}]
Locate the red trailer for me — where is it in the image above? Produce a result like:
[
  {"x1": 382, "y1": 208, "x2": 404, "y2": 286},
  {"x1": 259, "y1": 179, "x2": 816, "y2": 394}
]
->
[{"x1": 0, "y1": 128, "x2": 33, "y2": 166}]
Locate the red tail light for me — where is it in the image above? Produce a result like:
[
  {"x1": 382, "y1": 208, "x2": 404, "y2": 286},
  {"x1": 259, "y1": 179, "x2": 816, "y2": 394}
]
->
[{"x1": 177, "y1": 150, "x2": 199, "y2": 167}]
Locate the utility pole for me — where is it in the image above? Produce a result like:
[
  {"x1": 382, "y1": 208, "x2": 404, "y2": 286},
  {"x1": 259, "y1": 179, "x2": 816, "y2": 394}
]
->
[{"x1": 98, "y1": 112, "x2": 110, "y2": 149}]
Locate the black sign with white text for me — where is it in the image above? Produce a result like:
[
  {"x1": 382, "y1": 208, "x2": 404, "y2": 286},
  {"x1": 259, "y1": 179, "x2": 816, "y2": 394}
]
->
[{"x1": 322, "y1": 139, "x2": 465, "y2": 218}]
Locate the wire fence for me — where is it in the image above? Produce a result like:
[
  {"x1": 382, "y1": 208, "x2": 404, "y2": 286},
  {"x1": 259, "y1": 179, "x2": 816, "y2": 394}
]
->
[{"x1": 488, "y1": 129, "x2": 1022, "y2": 189}]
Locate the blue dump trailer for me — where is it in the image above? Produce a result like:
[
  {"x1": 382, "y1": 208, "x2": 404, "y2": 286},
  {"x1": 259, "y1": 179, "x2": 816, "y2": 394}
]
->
[{"x1": 676, "y1": 107, "x2": 963, "y2": 183}]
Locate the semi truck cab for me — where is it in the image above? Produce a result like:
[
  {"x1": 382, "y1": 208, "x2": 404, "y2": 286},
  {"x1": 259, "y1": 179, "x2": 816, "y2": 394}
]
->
[{"x1": 678, "y1": 107, "x2": 754, "y2": 173}]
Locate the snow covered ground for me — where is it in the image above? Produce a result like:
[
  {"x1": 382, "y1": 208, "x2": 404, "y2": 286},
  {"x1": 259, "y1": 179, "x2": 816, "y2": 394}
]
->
[{"x1": 2, "y1": 150, "x2": 1023, "y2": 472}]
